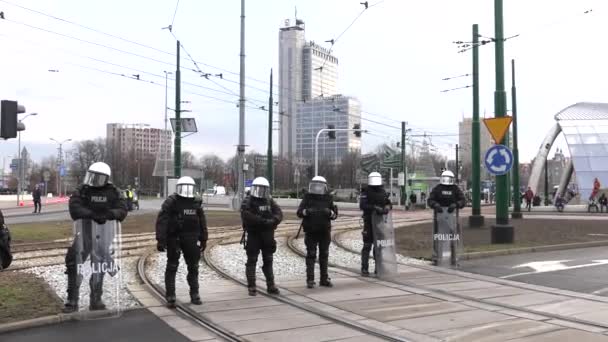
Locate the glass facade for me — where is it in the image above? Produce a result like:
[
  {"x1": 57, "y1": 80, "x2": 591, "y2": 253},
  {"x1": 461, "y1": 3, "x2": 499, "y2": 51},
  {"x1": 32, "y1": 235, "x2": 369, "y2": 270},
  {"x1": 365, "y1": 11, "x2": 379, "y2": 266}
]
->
[{"x1": 560, "y1": 119, "x2": 608, "y2": 200}]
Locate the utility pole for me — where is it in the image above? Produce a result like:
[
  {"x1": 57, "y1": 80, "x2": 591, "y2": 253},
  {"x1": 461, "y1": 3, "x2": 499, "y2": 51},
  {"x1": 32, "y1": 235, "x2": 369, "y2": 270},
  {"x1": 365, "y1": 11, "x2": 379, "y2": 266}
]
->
[
  {"x1": 163, "y1": 71, "x2": 172, "y2": 197},
  {"x1": 267, "y1": 69, "x2": 273, "y2": 192},
  {"x1": 174, "y1": 40, "x2": 182, "y2": 178},
  {"x1": 401, "y1": 121, "x2": 407, "y2": 210},
  {"x1": 511, "y1": 59, "x2": 522, "y2": 218},
  {"x1": 236, "y1": 0, "x2": 246, "y2": 205},
  {"x1": 455, "y1": 144, "x2": 459, "y2": 184},
  {"x1": 470, "y1": 23, "x2": 484, "y2": 227},
  {"x1": 492, "y1": 0, "x2": 514, "y2": 243}
]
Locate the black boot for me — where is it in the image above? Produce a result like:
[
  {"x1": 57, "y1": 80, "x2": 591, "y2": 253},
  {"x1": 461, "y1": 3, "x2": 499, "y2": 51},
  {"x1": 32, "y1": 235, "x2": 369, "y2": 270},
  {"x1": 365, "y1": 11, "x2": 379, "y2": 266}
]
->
[
  {"x1": 190, "y1": 292, "x2": 202, "y2": 305},
  {"x1": 62, "y1": 268, "x2": 80, "y2": 313},
  {"x1": 262, "y1": 261, "x2": 280, "y2": 295},
  {"x1": 246, "y1": 263, "x2": 257, "y2": 296},
  {"x1": 319, "y1": 257, "x2": 333, "y2": 287},
  {"x1": 89, "y1": 273, "x2": 106, "y2": 311},
  {"x1": 306, "y1": 257, "x2": 315, "y2": 289},
  {"x1": 166, "y1": 295, "x2": 176, "y2": 308},
  {"x1": 361, "y1": 243, "x2": 371, "y2": 277}
]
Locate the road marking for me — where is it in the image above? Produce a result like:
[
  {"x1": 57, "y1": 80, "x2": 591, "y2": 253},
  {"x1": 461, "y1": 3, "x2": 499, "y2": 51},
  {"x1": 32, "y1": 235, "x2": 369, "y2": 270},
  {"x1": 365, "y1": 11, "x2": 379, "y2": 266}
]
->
[
  {"x1": 502, "y1": 260, "x2": 608, "y2": 279},
  {"x1": 592, "y1": 287, "x2": 608, "y2": 295}
]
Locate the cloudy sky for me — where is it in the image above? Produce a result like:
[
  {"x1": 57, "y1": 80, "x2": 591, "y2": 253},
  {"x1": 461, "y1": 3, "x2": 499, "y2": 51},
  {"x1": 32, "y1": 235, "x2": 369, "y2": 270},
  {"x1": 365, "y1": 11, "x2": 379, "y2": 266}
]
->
[{"x1": 0, "y1": 0, "x2": 607, "y2": 169}]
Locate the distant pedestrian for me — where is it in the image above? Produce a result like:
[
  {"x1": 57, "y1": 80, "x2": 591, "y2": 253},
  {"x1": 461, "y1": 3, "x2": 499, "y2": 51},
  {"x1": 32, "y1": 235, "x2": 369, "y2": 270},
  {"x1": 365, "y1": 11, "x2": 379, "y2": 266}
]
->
[
  {"x1": 524, "y1": 187, "x2": 534, "y2": 211},
  {"x1": 32, "y1": 185, "x2": 42, "y2": 213},
  {"x1": 409, "y1": 192, "x2": 417, "y2": 210}
]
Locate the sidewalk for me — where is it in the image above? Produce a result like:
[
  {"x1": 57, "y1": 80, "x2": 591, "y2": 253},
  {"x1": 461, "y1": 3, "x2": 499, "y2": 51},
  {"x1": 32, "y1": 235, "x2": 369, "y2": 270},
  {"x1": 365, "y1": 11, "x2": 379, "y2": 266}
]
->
[{"x1": 0, "y1": 309, "x2": 192, "y2": 342}]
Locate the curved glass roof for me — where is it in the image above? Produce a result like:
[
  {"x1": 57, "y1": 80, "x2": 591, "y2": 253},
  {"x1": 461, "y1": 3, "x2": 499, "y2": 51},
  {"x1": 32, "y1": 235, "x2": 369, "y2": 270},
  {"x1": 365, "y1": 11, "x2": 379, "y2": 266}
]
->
[{"x1": 557, "y1": 103, "x2": 608, "y2": 200}]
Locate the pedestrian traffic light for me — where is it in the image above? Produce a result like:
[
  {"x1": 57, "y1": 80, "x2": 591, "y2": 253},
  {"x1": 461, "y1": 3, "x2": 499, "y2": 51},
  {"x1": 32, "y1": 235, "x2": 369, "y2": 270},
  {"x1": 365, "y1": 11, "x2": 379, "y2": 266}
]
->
[
  {"x1": 327, "y1": 124, "x2": 336, "y2": 139},
  {"x1": 353, "y1": 124, "x2": 361, "y2": 137},
  {"x1": 0, "y1": 100, "x2": 24, "y2": 139}
]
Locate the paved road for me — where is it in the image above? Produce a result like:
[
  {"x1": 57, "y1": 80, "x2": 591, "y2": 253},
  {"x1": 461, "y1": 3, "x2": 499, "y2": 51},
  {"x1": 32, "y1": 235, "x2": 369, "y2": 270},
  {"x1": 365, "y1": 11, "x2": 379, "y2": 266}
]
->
[
  {"x1": 460, "y1": 246, "x2": 608, "y2": 296},
  {"x1": 0, "y1": 309, "x2": 191, "y2": 342}
]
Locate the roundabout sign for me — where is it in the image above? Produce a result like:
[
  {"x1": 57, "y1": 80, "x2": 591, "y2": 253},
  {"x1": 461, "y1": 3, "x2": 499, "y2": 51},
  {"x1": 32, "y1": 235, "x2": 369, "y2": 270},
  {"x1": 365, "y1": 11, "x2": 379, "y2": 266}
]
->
[{"x1": 484, "y1": 144, "x2": 513, "y2": 176}]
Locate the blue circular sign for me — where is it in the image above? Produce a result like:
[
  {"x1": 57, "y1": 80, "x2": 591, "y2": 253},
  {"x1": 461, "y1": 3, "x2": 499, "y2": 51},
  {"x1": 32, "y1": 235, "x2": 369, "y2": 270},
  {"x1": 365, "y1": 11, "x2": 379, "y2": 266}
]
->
[{"x1": 484, "y1": 144, "x2": 513, "y2": 176}]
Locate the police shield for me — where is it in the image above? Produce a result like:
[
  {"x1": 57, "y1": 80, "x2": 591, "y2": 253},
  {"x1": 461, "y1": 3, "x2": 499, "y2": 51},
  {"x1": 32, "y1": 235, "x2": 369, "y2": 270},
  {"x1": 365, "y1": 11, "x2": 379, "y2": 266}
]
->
[
  {"x1": 70, "y1": 219, "x2": 123, "y2": 319},
  {"x1": 433, "y1": 208, "x2": 460, "y2": 267},
  {"x1": 371, "y1": 212, "x2": 398, "y2": 278}
]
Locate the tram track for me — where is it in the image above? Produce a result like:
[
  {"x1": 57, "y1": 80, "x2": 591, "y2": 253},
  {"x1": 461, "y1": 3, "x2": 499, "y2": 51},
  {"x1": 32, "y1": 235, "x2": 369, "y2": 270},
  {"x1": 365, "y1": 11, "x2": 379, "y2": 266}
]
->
[{"x1": 281, "y1": 228, "x2": 608, "y2": 332}]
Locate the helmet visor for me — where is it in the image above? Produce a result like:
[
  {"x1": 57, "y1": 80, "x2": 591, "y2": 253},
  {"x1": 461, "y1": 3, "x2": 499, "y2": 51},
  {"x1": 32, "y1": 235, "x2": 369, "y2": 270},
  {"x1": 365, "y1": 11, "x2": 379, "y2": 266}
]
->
[
  {"x1": 84, "y1": 171, "x2": 108, "y2": 187},
  {"x1": 309, "y1": 182, "x2": 327, "y2": 195},
  {"x1": 176, "y1": 184, "x2": 195, "y2": 198},
  {"x1": 440, "y1": 176, "x2": 454, "y2": 185},
  {"x1": 251, "y1": 185, "x2": 269, "y2": 198}
]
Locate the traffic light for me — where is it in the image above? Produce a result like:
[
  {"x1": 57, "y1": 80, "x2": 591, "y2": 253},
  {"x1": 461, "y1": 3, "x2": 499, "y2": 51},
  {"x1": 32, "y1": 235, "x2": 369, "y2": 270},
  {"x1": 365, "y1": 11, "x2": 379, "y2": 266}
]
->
[
  {"x1": 327, "y1": 124, "x2": 336, "y2": 139},
  {"x1": 353, "y1": 123, "x2": 361, "y2": 137},
  {"x1": 0, "y1": 100, "x2": 24, "y2": 139}
]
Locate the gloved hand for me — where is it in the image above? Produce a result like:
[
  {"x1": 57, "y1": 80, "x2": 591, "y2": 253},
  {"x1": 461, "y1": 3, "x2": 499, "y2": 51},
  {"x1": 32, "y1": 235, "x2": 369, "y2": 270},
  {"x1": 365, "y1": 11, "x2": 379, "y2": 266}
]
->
[
  {"x1": 323, "y1": 208, "x2": 332, "y2": 216},
  {"x1": 199, "y1": 240, "x2": 207, "y2": 252},
  {"x1": 302, "y1": 209, "x2": 308, "y2": 216},
  {"x1": 93, "y1": 213, "x2": 107, "y2": 224},
  {"x1": 264, "y1": 218, "x2": 275, "y2": 227},
  {"x1": 106, "y1": 211, "x2": 115, "y2": 221},
  {"x1": 447, "y1": 203, "x2": 457, "y2": 213},
  {"x1": 374, "y1": 206, "x2": 384, "y2": 215},
  {"x1": 382, "y1": 207, "x2": 389, "y2": 215},
  {"x1": 434, "y1": 206, "x2": 443, "y2": 214},
  {"x1": 156, "y1": 242, "x2": 166, "y2": 252}
]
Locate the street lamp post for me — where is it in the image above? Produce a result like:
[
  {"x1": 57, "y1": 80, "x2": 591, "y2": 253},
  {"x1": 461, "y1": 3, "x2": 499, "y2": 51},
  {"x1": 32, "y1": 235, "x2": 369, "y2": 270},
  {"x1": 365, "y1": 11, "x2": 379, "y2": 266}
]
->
[
  {"x1": 50, "y1": 138, "x2": 72, "y2": 197},
  {"x1": 163, "y1": 71, "x2": 172, "y2": 198},
  {"x1": 315, "y1": 128, "x2": 366, "y2": 176},
  {"x1": 17, "y1": 113, "x2": 38, "y2": 206}
]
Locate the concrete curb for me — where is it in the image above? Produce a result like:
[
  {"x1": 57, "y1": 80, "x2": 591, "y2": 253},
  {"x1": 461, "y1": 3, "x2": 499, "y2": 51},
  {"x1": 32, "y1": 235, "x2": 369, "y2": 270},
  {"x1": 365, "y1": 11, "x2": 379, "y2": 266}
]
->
[
  {"x1": 5, "y1": 209, "x2": 68, "y2": 219},
  {"x1": 0, "y1": 307, "x2": 142, "y2": 334},
  {"x1": 461, "y1": 240, "x2": 608, "y2": 260}
]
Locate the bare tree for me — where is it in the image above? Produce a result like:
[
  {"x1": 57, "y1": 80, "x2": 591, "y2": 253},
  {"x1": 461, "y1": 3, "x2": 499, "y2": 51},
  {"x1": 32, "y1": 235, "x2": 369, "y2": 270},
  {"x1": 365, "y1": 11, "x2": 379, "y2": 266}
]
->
[{"x1": 200, "y1": 154, "x2": 225, "y2": 186}]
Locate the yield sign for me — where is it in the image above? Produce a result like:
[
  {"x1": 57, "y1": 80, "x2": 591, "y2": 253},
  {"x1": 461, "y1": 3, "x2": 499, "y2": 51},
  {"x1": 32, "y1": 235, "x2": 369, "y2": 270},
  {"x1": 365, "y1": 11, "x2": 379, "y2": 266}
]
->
[{"x1": 483, "y1": 116, "x2": 512, "y2": 144}]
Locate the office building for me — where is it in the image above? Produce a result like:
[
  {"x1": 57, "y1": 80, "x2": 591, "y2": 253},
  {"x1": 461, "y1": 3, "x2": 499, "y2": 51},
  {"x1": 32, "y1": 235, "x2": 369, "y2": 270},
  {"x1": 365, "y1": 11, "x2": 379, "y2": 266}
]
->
[
  {"x1": 295, "y1": 95, "x2": 361, "y2": 164},
  {"x1": 106, "y1": 123, "x2": 172, "y2": 158}
]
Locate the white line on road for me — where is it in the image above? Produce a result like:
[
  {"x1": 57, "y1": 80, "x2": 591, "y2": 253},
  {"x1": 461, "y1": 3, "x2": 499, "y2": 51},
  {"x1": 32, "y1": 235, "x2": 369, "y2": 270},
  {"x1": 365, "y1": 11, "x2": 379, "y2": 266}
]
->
[
  {"x1": 502, "y1": 260, "x2": 608, "y2": 279},
  {"x1": 592, "y1": 287, "x2": 608, "y2": 295}
]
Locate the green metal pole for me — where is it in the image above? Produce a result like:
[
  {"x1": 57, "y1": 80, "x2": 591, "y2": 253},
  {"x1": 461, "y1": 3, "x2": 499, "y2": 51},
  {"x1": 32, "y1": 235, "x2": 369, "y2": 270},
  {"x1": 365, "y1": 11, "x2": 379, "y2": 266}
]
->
[
  {"x1": 267, "y1": 69, "x2": 273, "y2": 192},
  {"x1": 492, "y1": 0, "x2": 513, "y2": 242},
  {"x1": 401, "y1": 121, "x2": 406, "y2": 209},
  {"x1": 174, "y1": 40, "x2": 182, "y2": 178},
  {"x1": 470, "y1": 24, "x2": 484, "y2": 227},
  {"x1": 511, "y1": 61, "x2": 522, "y2": 218}
]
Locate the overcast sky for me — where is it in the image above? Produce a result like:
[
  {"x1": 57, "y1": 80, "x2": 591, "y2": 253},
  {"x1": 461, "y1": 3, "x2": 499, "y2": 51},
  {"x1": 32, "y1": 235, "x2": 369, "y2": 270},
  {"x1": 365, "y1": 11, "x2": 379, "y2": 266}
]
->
[{"x1": 1, "y1": 0, "x2": 607, "y2": 168}]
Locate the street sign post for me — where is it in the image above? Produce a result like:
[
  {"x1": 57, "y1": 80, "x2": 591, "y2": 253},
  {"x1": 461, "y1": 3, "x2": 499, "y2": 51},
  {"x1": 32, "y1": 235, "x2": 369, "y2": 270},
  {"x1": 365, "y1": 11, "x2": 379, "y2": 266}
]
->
[
  {"x1": 483, "y1": 116, "x2": 512, "y2": 144},
  {"x1": 484, "y1": 144, "x2": 513, "y2": 176}
]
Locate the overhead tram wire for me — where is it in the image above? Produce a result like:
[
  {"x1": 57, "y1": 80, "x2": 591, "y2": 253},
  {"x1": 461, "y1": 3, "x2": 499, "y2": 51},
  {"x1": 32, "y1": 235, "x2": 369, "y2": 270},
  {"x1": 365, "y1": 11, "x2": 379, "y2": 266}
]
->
[
  {"x1": 0, "y1": 32, "x2": 243, "y2": 99},
  {"x1": 0, "y1": 5, "x2": 403, "y2": 122},
  {"x1": 0, "y1": 0, "x2": 273, "y2": 86},
  {"x1": 1, "y1": 2, "x2": 415, "y2": 131}
]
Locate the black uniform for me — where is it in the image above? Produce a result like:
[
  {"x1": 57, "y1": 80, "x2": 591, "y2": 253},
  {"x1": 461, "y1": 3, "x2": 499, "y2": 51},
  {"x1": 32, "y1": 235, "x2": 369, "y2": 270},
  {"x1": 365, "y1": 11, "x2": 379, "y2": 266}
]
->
[
  {"x1": 0, "y1": 211, "x2": 11, "y2": 270},
  {"x1": 359, "y1": 186, "x2": 392, "y2": 275},
  {"x1": 241, "y1": 195, "x2": 283, "y2": 293},
  {"x1": 297, "y1": 193, "x2": 338, "y2": 286},
  {"x1": 33, "y1": 188, "x2": 42, "y2": 213},
  {"x1": 427, "y1": 184, "x2": 466, "y2": 212},
  {"x1": 427, "y1": 183, "x2": 466, "y2": 265},
  {"x1": 156, "y1": 194, "x2": 208, "y2": 302},
  {"x1": 65, "y1": 183, "x2": 128, "y2": 311}
]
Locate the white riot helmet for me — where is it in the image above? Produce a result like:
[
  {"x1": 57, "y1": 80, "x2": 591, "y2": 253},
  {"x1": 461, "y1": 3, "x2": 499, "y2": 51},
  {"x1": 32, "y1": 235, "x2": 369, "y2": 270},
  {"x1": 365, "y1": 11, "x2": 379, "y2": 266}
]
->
[
  {"x1": 440, "y1": 170, "x2": 455, "y2": 185},
  {"x1": 83, "y1": 162, "x2": 111, "y2": 187},
  {"x1": 176, "y1": 176, "x2": 196, "y2": 198},
  {"x1": 251, "y1": 177, "x2": 270, "y2": 198},
  {"x1": 368, "y1": 172, "x2": 382, "y2": 187},
  {"x1": 309, "y1": 176, "x2": 328, "y2": 195}
]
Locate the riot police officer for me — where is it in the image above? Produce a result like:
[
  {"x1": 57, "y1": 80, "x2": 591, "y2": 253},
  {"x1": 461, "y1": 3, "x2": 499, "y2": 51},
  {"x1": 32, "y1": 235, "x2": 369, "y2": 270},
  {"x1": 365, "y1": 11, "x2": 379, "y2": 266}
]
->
[
  {"x1": 241, "y1": 177, "x2": 283, "y2": 296},
  {"x1": 63, "y1": 162, "x2": 128, "y2": 313},
  {"x1": 427, "y1": 170, "x2": 465, "y2": 265},
  {"x1": 359, "y1": 172, "x2": 392, "y2": 276},
  {"x1": 156, "y1": 176, "x2": 208, "y2": 307},
  {"x1": 297, "y1": 176, "x2": 338, "y2": 288}
]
